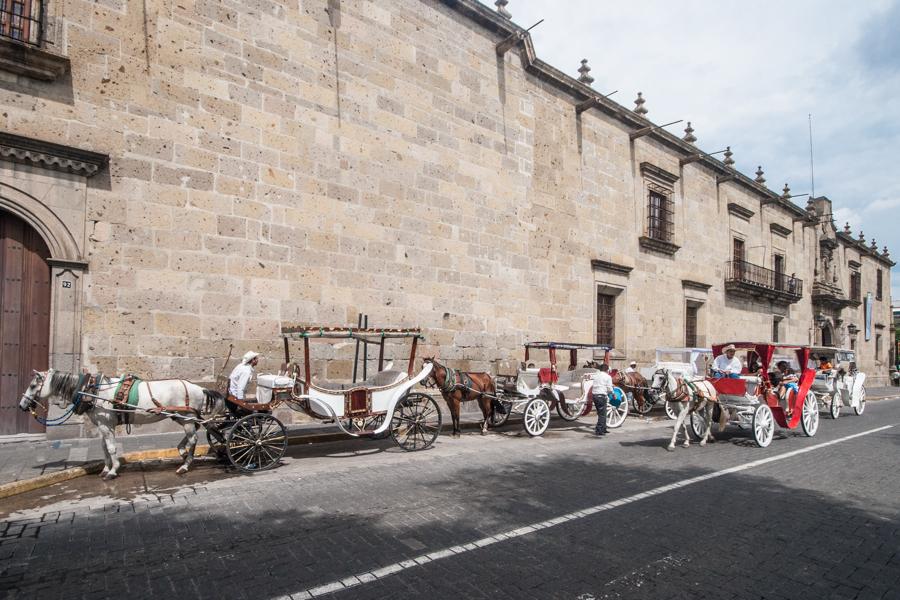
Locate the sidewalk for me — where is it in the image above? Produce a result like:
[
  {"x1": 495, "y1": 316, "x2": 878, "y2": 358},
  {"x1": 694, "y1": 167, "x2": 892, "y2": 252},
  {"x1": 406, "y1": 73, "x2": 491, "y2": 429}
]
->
[
  {"x1": 0, "y1": 402, "x2": 489, "y2": 490},
  {"x1": 1, "y1": 388, "x2": 898, "y2": 492}
]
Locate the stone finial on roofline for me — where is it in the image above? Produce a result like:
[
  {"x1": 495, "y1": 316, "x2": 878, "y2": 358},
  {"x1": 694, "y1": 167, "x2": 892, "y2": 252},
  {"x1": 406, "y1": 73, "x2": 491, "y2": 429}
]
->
[
  {"x1": 633, "y1": 92, "x2": 648, "y2": 115},
  {"x1": 683, "y1": 122, "x2": 697, "y2": 144},
  {"x1": 495, "y1": 0, "x2": 511, "y2": 19},
  {"x1": 883, "y1": 245, "x2": 890, "y2": 258},
  {"x1": 577, "y1": 59, "x2": 594, "y2": 85},
  {"x1": 858, "y1": 229, "x2": 865, "y2": 242},
  {"x1": 871, "y1": 237, "x2": 878, "y2": 250},
  {"x1": 754, "y1": 166, "x2": 765, "y2": 184},
  {"x1": 723, "y1": 146, "x2": 735, "y2": 168},
  {"x1": 844, "y1": 222, "x2": 852, "y2": 234},
  {"x1": 782, "y1": 183, "x2": 791, "y2": 199}
]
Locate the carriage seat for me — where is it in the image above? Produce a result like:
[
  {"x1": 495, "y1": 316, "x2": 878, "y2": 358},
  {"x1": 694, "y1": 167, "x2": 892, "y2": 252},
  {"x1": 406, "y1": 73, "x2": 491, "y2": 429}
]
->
[
  {"x1": 516, "y1": 369, "x2": 540, "y2": 395},
  {"x1": 556, "y1": 368, "x2": 595, "y2": 400},
  {"x1": 313, "y1": 369, "x2": 408, "y2": 392},
  {"x1": 538, "y1": 368, "x2": 558, "y2": 384},
  {"x1": 709, "y1": 377, "x2": 748, "y2": 396}
]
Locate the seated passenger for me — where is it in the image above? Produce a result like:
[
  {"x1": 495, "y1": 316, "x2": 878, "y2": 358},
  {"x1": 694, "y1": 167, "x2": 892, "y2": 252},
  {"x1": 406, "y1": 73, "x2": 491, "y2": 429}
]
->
[
  {"x1": 712, "y1": 345, "x2": 742, "y2": 378},
  {"x1": 818, "y1": 356, "x2": 833, "y2": 372},
  {"x1": 774, "y1": 360, "x2": 799, "y2": 416},
  {"x1": 747, "y1": 352, "x2": 762, "y2": 375}
]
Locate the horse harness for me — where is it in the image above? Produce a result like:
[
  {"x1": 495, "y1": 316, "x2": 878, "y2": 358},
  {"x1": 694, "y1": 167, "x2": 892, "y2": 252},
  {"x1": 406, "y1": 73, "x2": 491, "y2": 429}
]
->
[{"x1": 436, "y1": 363, "x2": 484, "y2": 399}]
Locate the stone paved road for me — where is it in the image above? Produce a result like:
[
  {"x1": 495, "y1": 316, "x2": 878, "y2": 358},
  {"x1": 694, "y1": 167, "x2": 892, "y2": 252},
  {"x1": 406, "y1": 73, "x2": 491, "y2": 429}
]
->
[{"x1": 1, "y1": 399, "x2": 899, "y2": 599}]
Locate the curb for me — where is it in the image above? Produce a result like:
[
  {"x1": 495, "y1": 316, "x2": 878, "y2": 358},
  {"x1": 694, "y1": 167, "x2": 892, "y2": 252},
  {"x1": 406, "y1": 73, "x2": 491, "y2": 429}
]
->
[{"x1": 0, "y1": 419, "x2": 491, "y2": 499}]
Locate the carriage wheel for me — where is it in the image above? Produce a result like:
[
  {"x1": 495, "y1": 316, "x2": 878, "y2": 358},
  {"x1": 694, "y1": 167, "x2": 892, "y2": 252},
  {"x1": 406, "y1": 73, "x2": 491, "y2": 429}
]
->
[
  {"x1": 226, "y1": 414, "x2": 287, "y2": 473},
  {"x1": 523, "y1": 397, "x2": 550, "y2": 436},
  {"x1": 801, "y1": 394, "x2": 819, "y2": 437},
  {"x1": 689, "y1": 411, "x2": 707, "y2": 441},
  {"x1": 390, "y1": 393, "x2": 442, "y2": 451},
  {"x1": 556, "y1": 395, "x2": 587, "y2": 422},
  {"x1": 829, "y1": 393, "x2": 841, "y2": 419},
  {"x1": 853, "y1": 386, "x2": 866, "y2": 415},
  {"x1": 631, "y1": 393, "x2": 653, "y2": 416},
  {"x1": 489, "y1": 399, "x2": 512, "y2": 428},
  {"x1": 605, "y1": 388, "x2": 628, "y2": 429},
  {"x1": 664, "y1": 401, "x2": 679, "y2": 420},
  {"x1": 752, "y1": 404, "x2": 774, "y2": 448}
]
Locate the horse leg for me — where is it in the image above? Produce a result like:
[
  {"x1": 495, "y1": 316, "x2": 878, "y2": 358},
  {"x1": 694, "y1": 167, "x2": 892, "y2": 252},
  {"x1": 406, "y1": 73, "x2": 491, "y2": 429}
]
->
[
  {"x1": 448, "y1": 395, "x2": 461, "y2": 438},
  {"x1": 478, "y1": 395, "x2": 491, "y2": 435},
  {"x1": 696, "y1": 400, "x2": 710, "y2": 446},
  {"x1": 95, "y1": 416, "x2": 120, "y2": 479},
  {"x1": 668, "y1": 403, "x2": 688, "y2": 451},
  {"x1": 176, "y1": 422, "x2": 198, "y2": 475}
]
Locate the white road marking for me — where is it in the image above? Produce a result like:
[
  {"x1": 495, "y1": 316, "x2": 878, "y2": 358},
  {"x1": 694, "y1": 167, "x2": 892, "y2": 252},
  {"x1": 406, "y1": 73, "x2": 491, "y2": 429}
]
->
[{"x1": 294, "y1": 424, "x2": 895, "y2": 598}]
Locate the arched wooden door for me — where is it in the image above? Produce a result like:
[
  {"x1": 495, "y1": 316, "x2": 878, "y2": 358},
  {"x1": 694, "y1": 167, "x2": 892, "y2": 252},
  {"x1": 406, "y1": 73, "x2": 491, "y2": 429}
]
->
[{"x1": 0, "y1": 211, "x2": 51, "y2": 434}]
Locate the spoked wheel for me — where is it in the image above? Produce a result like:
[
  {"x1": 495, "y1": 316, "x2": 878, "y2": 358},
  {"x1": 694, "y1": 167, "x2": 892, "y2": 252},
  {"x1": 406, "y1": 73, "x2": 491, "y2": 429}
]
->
[
  {"x1": 664, "y1": 400, "x2": 679, "y2": 420},
  {"x1": 489, "y1": 398, "x2": 513, "y2": 428},
  {"x1": 752, "y1": 404, "x2": 774, "y2": 448},
  {"x1": 522, "y1": 397, "x2": 550, "y2": 437},
  {"x1": 829, "y1": 393, "x2": 841, "y2": 419},
  {"x1": 390, "y1": 393, "x2": 442, "y2": 451},
  {"x1": 631, "y1": 392, "x2": 653, "y2": 416},
  {"x1": 689, "y1": 411, "x2": 708, "y2": 442},
  {"x1": 853, "y1": 386, "x2": 866, "y2": 415},
  {"x1": 226, "y1": 413, "x2": 287, "y2": 473},
  {"x1": 606, "y1": 387, "x2": 628, "y2": 429},
  {"x1": 801, "y1": 394, "x2": 819, "y2": 437}
]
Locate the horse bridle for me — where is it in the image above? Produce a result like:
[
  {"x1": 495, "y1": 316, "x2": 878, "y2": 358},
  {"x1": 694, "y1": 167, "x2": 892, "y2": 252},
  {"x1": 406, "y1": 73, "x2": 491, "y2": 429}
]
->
[{"x1": 19, "y1": 369, "x2": 45, "y2": 411}]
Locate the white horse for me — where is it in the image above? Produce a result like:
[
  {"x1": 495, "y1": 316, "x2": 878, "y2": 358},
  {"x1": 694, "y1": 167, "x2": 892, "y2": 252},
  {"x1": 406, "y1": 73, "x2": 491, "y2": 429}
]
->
[
  {"x1": 19, "y1": 370, "x2": 225, "y2": 479},
  {"x1": 651, "y1": 369, "x2": 721, "y2": 451}
]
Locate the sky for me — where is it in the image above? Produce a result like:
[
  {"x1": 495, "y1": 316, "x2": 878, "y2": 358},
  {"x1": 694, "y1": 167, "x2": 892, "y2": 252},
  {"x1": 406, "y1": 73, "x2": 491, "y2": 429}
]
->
[{"x1": 495, "y1": 0, "x2": 900, "y2": 305}]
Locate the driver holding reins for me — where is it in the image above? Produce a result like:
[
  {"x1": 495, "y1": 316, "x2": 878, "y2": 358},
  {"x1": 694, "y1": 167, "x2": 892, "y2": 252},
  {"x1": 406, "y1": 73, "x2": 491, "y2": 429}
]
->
[{"x1": 712, "y1": 344, "x2": 742, "y2": 378}]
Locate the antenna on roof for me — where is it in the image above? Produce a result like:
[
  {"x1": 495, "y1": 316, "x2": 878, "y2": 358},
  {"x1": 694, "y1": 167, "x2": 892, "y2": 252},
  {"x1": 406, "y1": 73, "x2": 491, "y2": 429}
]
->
[{"x1": 808, "y1": 113, "x2": 815, "y2": 200}]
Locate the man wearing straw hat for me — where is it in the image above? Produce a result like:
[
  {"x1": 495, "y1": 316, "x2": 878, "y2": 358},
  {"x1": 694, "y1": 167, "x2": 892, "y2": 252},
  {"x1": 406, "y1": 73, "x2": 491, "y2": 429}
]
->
[
  {"x1": 228, "y1": 351, "x2": 260, "y2": 402},
  {"x1": 712, "y1": 344, "x2": 742, "y2": 378}
]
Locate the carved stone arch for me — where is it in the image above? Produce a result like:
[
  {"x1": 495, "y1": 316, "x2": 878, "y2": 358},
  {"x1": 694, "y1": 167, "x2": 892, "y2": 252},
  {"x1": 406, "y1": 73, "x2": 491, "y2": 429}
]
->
[{"x1": 0, "y1": 180, "x2": 82, "y2": 261}]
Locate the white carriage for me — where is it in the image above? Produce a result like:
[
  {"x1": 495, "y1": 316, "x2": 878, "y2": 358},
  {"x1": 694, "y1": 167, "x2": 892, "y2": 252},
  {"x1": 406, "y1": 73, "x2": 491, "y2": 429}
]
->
[
  {"x1": 489, "y1": 342, "x2": 628, "y2": 436},
  {"x1": 808, "y1": 346, "x2": 866, "y2": 419},
  {"x1": 641, "y1": 347, "x2": 711, "y2": 419}
]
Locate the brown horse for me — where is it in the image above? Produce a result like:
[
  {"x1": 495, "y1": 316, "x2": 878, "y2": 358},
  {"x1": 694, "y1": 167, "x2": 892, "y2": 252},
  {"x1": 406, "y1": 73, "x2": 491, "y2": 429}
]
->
[
  {"x1": 585, "y1": 361, "x2": 651, "y2": 413},
  {"x1": 422, "y1": 358, "x2": 494, "y2": 437}
]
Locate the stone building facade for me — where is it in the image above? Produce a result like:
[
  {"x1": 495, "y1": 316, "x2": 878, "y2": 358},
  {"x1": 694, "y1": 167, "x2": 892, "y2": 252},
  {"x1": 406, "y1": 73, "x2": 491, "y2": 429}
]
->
[{"x1": 0, "y1": 0, "x2": 893, "y2": 437}]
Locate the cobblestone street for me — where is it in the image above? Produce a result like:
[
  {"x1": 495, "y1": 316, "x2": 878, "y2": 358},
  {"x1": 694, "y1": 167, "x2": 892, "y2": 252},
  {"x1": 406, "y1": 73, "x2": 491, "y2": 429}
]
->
[{"x1": 1, "y1": 399, "x2": 899, "y2": 600}]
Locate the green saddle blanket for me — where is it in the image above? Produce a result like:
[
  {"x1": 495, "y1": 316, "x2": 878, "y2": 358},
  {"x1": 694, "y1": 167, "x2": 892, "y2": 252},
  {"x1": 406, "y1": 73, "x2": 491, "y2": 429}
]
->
[{"x1": 114, "y1": 377, "x2": 143, "y2": 407}]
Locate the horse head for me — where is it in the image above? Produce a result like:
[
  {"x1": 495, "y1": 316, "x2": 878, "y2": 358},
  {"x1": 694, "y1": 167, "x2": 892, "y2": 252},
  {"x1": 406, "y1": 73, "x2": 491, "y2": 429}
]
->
[
  {"x1": 421, "y1": 357, "x2": 442, "y2": 389},
  {"x1": 651, "y1": 368, "x2": 678, "y2": 395},
  {"x1": 18, "y1": 369, "x2": 55, "y2": 413}
]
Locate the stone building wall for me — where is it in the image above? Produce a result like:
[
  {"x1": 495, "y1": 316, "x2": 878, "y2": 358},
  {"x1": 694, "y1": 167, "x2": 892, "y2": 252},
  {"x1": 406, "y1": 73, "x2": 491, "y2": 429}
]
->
[{"x1": 0, "y1": 0, "x2": 893, "y2": 437}]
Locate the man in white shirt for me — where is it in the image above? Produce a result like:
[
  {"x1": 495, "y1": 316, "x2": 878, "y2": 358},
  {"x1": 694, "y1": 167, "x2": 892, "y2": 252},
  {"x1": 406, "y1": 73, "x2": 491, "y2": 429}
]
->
[
  {"x1": 712, "y1": 344, "x2": 742, "y2": 378},
  {"x1": 588, "y1": 363, "x2": 615, "y2": 436},
  {"x1": 625, "y1": 361, "x2": 637, "y2": 374},
  {"x1": 229, "y1": 351, "x2": 260, "y2": 402}
]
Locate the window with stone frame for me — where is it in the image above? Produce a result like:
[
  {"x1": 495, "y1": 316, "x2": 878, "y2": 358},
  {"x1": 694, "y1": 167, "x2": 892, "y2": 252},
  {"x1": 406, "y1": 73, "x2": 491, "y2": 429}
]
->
[
  {"x1": 875, "y1": 334, "x2": 882, "y2": 361},
  {"x1": 850, "y1": 271, "x2": 861, "y2": 303},
  {"x1": 0, "y1": 0, "x2": 42, "y2": 46},
  {"x1": 647, "y1": 186, "x2": 674, "y2": 243},
  {"x1": 772, "y1": 317, "x2": 781, "y2": 343},
  {"x1": 685, "y1": 304, "x2": 698, "y2": 347},
  {"x1": 596, "y1": 292, "x2": 616, "y2": 347},
  {"x1": 876, "y1": 269, "x2": 883, "y2": 301}
]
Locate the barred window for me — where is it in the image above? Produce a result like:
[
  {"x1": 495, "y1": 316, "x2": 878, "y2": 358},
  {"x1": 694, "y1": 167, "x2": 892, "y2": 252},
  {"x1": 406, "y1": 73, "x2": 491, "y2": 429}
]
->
[
  {"x1": 596, "y1": 292, "x2": 615, "y2": 346},
  {"x1": 876, "y1": 269, "x2": 883, "y2": 301},
  {"x1": 685, "y1": 305, "x2": 698, "y2": 347},
  {"x1": 1, "y1": 0, "x2": 42, "y2": 46},
  {"x1": 647, "y1": 188, "x2": 673, "y2": 242}
]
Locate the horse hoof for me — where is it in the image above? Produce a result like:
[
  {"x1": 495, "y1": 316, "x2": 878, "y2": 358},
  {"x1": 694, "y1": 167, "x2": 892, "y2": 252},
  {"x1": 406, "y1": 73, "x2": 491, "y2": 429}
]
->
[
  {"x1": 665, "y1": 446, "x2": 674, "y2": 452},
  {"x1": 453, "y1": 432, "x2": 461, "y2": 439},
  {"x1": 682, "y1": 442, "x2": 690, "y2": 448},
  {"x1": 102, "y1": 472, "x2": 118, "y2": 481},
  {"x1": 99, "y1": 469, "x2": 109, "y2": 478},
  {"x1": 480, "y1": 430, "x2": 487, "y2": 436},
  {"x1": 176, "y1": 465, "x2": 189, "y2": 475}
]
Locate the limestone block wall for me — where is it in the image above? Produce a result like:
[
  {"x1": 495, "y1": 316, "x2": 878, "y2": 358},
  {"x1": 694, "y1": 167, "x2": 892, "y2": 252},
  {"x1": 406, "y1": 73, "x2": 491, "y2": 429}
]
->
[{"x1": 0, "y1": 0, "x2": 892, "y2": 438}]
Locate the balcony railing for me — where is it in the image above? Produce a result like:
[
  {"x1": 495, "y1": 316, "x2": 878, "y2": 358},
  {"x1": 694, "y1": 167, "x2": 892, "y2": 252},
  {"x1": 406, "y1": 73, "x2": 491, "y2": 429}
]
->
[
  {"x1": 1, "y1": 0, "x2": 43, "y2": 47},
  {"x1": 725, "y1": 260, "x2": 803, "y2": 304}
]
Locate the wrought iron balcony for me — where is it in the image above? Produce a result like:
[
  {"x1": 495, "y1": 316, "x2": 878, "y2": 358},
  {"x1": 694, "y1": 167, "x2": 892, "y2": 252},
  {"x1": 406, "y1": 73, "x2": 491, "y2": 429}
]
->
[{"x1": 725, "y1": 260, "x2": 803, "y2": 304}]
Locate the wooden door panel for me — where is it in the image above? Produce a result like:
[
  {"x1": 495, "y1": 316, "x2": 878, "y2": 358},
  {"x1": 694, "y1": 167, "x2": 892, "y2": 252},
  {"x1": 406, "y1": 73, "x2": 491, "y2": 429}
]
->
[{"x1": 0, "y1": 213, "x2": 50, "y2": 435}]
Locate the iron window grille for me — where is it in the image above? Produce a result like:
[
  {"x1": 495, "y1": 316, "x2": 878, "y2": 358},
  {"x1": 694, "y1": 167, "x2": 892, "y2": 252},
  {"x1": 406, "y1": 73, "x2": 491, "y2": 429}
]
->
[
  {"x1": 646, "y1": 186, "x2": 673, "y2": 243},
  {"x1": 685, "y1": 305, "x2": 698, "y2": 347},
  {"x1": 1, "y1": 0, "x2": 42, "y2": 46},
  {"x1": 596, "y1": 292, "x2": 615, "y2": 347},
  {"x1": 850, "y1": 272, "x2": 861, "y2": 302}
]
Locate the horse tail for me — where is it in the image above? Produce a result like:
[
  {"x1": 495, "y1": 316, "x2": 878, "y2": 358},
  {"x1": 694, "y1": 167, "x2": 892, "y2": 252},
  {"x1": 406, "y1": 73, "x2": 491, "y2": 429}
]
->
[{"x1": 202, "y1": 388, "x2": 225, "y2": 416}]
